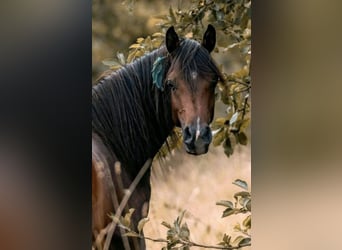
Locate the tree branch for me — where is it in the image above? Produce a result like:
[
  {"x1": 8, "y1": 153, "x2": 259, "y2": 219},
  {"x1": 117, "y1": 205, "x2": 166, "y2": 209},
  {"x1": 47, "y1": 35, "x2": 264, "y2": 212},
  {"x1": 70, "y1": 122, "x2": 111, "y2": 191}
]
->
[
  {"x1": 103, "y1": 158, "x2": 153, "y2": 250},
  {"x1": 118, "y1": 224, "x2": 251, "y2": 250}
]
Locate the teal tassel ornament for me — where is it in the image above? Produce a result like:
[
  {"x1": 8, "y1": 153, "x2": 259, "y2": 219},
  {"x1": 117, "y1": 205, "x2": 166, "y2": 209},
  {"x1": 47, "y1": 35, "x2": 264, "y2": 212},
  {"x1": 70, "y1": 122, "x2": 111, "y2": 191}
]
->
[{"x1": 151, "y1": 56, "x2": 166, "y2": 90}]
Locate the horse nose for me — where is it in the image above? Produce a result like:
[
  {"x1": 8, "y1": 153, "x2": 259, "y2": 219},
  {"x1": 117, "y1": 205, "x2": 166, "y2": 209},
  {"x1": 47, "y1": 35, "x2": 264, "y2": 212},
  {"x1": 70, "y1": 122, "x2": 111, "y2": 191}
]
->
[
  {"x1": 199, "y1": 125, "x2": 212, "y2": 143},
  {"x1": 183, "y1": 125, "x2": 212, "y2": 155}
]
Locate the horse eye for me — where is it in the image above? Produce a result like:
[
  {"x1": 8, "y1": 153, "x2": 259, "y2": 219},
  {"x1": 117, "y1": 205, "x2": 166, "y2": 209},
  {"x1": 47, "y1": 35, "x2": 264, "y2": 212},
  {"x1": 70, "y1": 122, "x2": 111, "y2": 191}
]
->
[{"x1": 166, "y1": 80, "x2": 177, "y2": 91}]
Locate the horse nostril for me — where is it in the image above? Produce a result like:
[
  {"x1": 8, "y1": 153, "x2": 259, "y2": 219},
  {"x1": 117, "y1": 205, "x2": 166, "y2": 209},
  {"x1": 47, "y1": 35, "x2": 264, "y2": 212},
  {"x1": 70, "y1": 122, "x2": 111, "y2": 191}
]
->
[
  {"x1": 183, "y1": 126, "x2": 191, "y2": 139},
  {"x1": 200, "y1": 126, "x2": 212, "y2": 143}
]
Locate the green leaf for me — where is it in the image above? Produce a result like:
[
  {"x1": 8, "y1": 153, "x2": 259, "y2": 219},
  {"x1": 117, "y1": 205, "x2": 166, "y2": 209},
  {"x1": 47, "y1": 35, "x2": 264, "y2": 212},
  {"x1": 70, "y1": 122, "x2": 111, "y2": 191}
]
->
[
  {"x1": 239, "y1": 197, "x2": 251, "y2": 208},
  {"x1": 213, "y1": 128, "x2": 225, "y2": 146},
  {"x1": 180, "y1": 223, "x2": 190, "y2": 240},
  {"x1": 177, "y1": 210, "x2": 186, "y2": 226},
  {"x1": 223, "y1": 137, "x2": 234, "y2": 157},
  {"x1": 232, "y1": 235, "x2": 244, "y2": 246},
  {"x1": 233, "y1": 223, "x2": 241, "y2": 232},
  {"x1": 239, "y1": 237, "x2": 251, "y2": 246},
  {"x1": 237, "y1": 132, "x2": 248, "y2": 145},
  {"x1": 216, "y1": 200, "x2": 234, "y2": 208},
  {"x1": 239, "y1": 117, "x2": 250, "y2": 131},
  {"x1": 232, "y1": 179, "x2": 248, "y2": 190},
  {"x1": 136, "y1": 37, "x2": 144, "y2": 43},
  {"x1": 211, "y1": 117, "x2": 226, "y2": 130},
  {"x1": 161, "y1": 221, "x2": 172, "y2": 229},
  {"x1": 234, "y1": 191, "x2": 250, "y2": 200},
  {"x1": 122, "y1": 208, "x2": 135, "y2": 228},
  {"x1": 222, "y1": 207, "x2": 235, "y2": 218},
  {"x1": 246, "y1": 199, "x2": 251, "y2": 211},
  {"x1": 242, "y1": 215, "x2": 251, "y2": 229}
]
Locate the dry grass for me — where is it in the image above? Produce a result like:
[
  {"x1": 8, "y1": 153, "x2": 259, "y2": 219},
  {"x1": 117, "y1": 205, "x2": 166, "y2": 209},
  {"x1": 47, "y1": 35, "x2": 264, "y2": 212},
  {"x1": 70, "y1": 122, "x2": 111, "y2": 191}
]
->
[{"x1": 144, "y1": 145, "x2": 251, "y2": 249}]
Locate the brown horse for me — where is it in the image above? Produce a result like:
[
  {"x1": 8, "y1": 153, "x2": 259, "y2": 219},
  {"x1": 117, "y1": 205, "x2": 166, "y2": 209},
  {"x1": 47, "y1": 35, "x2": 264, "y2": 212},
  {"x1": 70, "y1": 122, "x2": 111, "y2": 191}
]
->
[{"x1": 92, "y1": 25, "x2": 223, "y2": 249}]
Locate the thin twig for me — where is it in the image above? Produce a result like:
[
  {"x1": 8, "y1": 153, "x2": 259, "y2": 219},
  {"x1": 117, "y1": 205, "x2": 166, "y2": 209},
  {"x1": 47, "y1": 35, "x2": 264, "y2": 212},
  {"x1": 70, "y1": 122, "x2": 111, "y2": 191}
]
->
[
  {"x1": 119, "y1": 224, "x2": 250, "y2": 250},
  {"x1": 185, "y1": 240, "x2": 251, "y2": 249},
  {"x1": 104, "y1": 158, "x2": 153, "y2": 250}
]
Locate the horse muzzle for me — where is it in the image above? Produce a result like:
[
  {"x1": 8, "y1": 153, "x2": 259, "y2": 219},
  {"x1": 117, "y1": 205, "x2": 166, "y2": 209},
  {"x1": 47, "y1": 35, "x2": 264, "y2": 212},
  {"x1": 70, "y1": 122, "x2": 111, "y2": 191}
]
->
[{"x1": 182, "y1": 124, "x2": 212, "y2": 155}]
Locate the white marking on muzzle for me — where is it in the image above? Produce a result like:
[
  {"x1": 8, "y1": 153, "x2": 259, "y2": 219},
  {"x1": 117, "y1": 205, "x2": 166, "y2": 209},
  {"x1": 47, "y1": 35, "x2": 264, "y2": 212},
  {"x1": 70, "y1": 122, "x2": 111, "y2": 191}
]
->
[{"x1": 196, "y1": 117, "x2": 200, "y2": 140}]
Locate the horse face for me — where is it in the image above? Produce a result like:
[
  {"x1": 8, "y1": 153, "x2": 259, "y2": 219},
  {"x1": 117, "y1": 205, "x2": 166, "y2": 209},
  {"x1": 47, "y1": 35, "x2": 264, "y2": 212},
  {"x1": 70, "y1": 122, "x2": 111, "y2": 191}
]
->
[
  {"x1": 165, "y1": 25, "x2": 218, "y2": 155},
  {"x1": 167, "y1": 70, "x2": 217, "y2": 155}
]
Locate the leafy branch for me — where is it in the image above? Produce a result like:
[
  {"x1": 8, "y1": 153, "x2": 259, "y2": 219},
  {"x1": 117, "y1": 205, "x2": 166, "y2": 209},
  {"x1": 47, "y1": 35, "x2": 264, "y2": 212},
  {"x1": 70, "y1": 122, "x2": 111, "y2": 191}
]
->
[
  {"x1": 216, "y1": 179, "x2": 251, "y2": 248},
  {"x1": 114, "y1": 209, "x2": 251, "y2": 250}
]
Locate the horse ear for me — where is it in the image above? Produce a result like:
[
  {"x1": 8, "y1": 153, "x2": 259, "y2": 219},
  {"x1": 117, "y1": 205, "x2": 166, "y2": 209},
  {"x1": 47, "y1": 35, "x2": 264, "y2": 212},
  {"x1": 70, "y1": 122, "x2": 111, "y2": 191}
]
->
[
  {"x1": 202, "y1": 24, "x2": 216, "y2": 53},
  {"x1": 165, "y1": 26, "x2": 180, "y2": 53}
]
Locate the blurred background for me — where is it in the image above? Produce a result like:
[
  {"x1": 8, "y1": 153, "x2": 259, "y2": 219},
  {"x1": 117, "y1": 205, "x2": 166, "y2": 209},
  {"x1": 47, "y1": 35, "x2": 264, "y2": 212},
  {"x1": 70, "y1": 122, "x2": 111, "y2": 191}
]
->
[{"x1": 92, "y1": 0, "x2": 251, "y2": 249}]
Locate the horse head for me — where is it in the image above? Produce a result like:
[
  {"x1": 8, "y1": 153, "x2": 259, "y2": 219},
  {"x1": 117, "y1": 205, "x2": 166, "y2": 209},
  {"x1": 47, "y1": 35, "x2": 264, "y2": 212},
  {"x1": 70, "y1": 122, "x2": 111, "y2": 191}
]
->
[{"x1": 164, "y1": 25, "x2": 221, "y2": 155}]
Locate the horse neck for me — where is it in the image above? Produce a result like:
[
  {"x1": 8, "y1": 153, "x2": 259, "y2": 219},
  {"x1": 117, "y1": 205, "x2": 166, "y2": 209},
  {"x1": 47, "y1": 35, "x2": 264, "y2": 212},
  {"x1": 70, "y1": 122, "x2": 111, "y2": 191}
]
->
[{"x1": 92, "y1": 47, "x2": 174, "y2": 172}]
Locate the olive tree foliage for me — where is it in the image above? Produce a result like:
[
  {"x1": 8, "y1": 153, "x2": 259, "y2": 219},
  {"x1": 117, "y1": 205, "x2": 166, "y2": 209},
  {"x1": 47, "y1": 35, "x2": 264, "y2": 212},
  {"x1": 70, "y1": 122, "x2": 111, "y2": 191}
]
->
[{"x1": 104, "y1": 0, "x2": 251, "y2": 158}]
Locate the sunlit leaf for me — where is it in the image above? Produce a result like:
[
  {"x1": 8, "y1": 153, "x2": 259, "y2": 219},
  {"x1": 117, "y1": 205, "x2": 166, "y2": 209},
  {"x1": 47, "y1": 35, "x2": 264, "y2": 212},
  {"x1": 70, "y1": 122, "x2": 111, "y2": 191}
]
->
[
  {"x1": 234, "y1": 191, "x2": 250, "y2": 200},
  {"x1": 239, "y1": 197, "x2": 251, "y2": 208},
  {"x1": 246, "y1": 199, "x2": 251, "y2": 211},
  {"x1": 122, "y1": 208, "x2": 135, "y2": 228},
  {"x1": 238, "y1": 132, "x2": 248, "y2": 145},
  {"x1": 177, "y1": 210, "x2": 186, "y2": 226},
  {"x1": 180, "y1": 223, "x2": 190, "y2": 239},
  {"x1": 161, "y1": 221, "x2": 172, "y2": 229},
  {"x1": 232, "y1": 235, "x2": 244, "y2": 246},
  {"x1": 136, "y1": 37, "x2": 144, "y2": 43},
  {"x1": 238, "y1": 237, "x2": 251, "y2": 246},
  {"x1": 233, "y1": 223, "x2": 241, "y2": 232},
  {"x1": 233, "y1": 179, "x2": 248, "y2": 190},
  {"x1": 242, "y1": 215, "x2": 251, "y2": 229},
  {"x1": 129, "y1": 44, "x2": 141, "y2": 49},
  {"x1": 223, "y1": 137, "x2": 233, "y2": 157},
  {"x1": 137, "y1": 218, "x2": 149, "y2": 234},
  {"x1": 213, "y1": 128, "x2": 225, "y2": 146},
  {"x1": 239, "y1": 117, "x2": 251, "y2": 131},
  {"x1": 222, "y1": 207, "x2": 235, "y2": 217},
  {"x1": 216, "y1": 200, "x2": 234, "y2": 208},
  {"x1": 152, "y1": 32, "x2": 164, "y2": 37}
]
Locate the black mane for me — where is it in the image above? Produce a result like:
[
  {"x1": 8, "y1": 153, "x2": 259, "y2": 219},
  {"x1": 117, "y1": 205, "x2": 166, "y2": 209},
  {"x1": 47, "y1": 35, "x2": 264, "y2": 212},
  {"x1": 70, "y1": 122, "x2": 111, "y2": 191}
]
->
[{"x1": 92, "y1": 39, "x2": 222, "y2": 172}]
